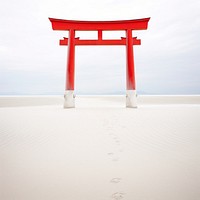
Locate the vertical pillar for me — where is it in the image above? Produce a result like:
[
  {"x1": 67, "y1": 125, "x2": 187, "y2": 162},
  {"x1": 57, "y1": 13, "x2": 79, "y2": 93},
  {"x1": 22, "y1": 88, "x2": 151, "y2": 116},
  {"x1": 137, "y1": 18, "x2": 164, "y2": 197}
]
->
[
  {"x1": 126, "y1": 29, "x2": 137, "y2": 108},
  {"x1": 64, "y1": 29, "x2": 75, "y2": 108},
  {"x1": 98, "y1": 30, "x2": 103, "y2": 41}
]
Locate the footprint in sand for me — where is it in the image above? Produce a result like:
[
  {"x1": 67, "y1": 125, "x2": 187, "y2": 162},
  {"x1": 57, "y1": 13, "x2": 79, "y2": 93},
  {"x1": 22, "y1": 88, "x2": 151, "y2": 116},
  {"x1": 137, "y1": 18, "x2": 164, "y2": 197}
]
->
[
  {"x1": 111, "y1": 192, "x2": 125, "y2": 200},
  {"x1": 107, "y1": 152, "x2": 119, "y2": 162},
  {"x1": 110, "y1": 178, "x2": 122, "y2": 183}
]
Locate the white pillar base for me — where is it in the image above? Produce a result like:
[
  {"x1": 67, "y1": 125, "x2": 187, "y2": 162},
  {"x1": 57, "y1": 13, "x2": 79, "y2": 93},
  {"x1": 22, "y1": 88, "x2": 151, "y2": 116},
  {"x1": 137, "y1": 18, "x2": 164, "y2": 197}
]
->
[
  {"x1": 126, "y1": 90, "x2": 137, "y2": 108},
  {"x1": 64, "y1": 90, "x2": 75, "y2": 108}
]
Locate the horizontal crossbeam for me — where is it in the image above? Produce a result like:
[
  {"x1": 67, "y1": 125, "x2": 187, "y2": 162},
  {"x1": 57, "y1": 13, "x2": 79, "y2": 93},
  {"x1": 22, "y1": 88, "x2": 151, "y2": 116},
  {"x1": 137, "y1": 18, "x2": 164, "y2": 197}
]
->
[
  {"x1": 49, "y1": 18, "x2": 150, "y2": 31},
  {"x1": 60, "y1": 37, "x2": 141, "y2": 46}
]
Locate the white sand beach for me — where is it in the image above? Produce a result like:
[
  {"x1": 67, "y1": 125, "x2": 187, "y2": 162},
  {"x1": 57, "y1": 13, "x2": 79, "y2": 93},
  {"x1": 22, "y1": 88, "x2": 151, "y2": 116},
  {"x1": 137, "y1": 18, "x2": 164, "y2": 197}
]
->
[{"x1": 0, "y1": 95, "x2": 200, "y2": 200}]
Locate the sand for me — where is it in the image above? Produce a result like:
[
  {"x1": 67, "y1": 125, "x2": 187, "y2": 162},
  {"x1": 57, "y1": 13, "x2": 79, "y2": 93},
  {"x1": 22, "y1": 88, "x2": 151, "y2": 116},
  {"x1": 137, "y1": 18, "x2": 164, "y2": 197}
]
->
[{"x1": 0, "y1": 95, "x2": 200, "y2": 200}]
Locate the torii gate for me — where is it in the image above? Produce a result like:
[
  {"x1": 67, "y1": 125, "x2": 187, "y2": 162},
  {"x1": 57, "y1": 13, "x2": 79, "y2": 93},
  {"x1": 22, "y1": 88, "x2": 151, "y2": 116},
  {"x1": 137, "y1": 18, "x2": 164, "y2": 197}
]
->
[{"x1": 49, "y1": 17, "x2": 150, "y2": 108}]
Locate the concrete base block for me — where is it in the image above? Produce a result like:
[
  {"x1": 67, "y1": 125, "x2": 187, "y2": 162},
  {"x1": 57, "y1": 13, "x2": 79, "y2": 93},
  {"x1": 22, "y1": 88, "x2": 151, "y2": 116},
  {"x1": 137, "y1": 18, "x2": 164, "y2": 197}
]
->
[
  {"x1": 64, "y1": 90, "x2": 75, "y2": 108},
  {"x1": 126, "y1": 90, "x2": 137, "y2": 108}
]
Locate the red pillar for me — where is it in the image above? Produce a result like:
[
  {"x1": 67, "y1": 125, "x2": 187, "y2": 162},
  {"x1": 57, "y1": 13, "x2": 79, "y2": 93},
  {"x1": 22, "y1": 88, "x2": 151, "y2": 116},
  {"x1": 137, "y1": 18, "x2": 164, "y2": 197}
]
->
[
  {"x1": 66, "y1": 29, "x2": 75, "y2": 90},
  {"x1": 126, "y1": 29, "x2": 136, "y2": 90}
]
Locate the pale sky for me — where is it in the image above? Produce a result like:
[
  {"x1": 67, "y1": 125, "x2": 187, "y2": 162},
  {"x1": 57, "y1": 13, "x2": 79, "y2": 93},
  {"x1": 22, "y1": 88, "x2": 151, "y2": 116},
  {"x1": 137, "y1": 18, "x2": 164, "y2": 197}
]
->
[{"x1": 0, "y1": 0, "x2": 200, "y2": 95}]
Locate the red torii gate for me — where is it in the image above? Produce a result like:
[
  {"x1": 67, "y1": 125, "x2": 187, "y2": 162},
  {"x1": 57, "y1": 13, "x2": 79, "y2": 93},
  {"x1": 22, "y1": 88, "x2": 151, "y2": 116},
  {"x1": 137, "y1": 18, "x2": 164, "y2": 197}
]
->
[{"x1": 49, "y1": 17, "x2": 150, "y2": 108}]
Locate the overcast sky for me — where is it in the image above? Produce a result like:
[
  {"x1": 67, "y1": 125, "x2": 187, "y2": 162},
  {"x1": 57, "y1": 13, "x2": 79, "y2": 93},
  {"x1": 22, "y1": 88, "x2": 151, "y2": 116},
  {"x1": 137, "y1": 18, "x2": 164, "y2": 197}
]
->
[{"x1": 0, "y1": 0, "x2": 200, "y2": 95}]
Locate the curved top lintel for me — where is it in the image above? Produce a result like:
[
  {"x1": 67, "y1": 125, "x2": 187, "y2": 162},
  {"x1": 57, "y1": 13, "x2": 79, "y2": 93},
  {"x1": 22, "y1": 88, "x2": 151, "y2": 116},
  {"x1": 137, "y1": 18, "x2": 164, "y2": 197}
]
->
[{"x1": 49, "y1": 17, "x2": 150, "y2": 31}]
